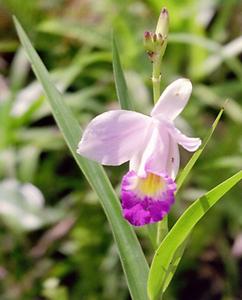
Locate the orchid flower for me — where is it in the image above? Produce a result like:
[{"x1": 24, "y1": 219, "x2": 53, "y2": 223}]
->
[{"x1": 77, "y1": 78, "x2": 201, "y2": 226}]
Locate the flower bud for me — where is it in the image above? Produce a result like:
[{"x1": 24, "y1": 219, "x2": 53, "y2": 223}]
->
[
  {"x1": 155, "y1": 7, "x2": 169, "y2": 38},
  {"x1": 144, "y1": 32, "x2": 165, "y2": 62},
  {"x1": 144, "y1": 8, "x2": 169, "y2": 62},
  {"x1": 144, "y1": 31, "x2": 153, "y2": 51}
]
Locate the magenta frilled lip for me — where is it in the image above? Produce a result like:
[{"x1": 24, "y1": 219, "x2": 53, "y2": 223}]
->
[{"x1": 121, "y1": 170, "x2": 176, "y2": 226}]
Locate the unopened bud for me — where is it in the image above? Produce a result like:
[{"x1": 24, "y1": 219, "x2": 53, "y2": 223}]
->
[
  {"x1": 155, "y1": 7, "x2": 169, "y2": 38},
  {"x1": 144, "y1": 31, "x2": 154, "y2": 53},
  {"x1": 144, "y1": 8, "x2": 169, "y2": 62},
  {"x1": 144, "y1": 31, "x2": 165, "y2": 62},
  {"x1": 144, "y1": 31, "x2": 151, "y2": 40}
]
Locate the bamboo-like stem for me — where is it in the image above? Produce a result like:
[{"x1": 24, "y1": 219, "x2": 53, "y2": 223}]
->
[
  {"x1": 156, "y1": 216, "x2": 168, "y2": 246},
  {"x1": 152, "y1": 58, "x2": 161, "y2": 103}
]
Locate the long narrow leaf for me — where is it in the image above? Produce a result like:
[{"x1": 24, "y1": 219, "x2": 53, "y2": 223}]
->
[
  {"x1": 161, "y1": 238, "x2": 187, "y2": 292},
  {"x1": 177, "y1": 107, "x2": 224, "y2": 192},
  {"x1": 112, "y1": 34, "x2": 134, "y2": 110},
  {"x1": 14, "y1": 17, "x2": 149, "y2": 300},
  {"x1": 148, "y1": 171, "x2": 242, "y2": 300}
]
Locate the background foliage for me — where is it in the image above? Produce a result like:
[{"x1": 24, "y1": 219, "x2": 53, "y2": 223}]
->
[{"x1": 0, "y1": 0, "x2": 241, "y2": 299}]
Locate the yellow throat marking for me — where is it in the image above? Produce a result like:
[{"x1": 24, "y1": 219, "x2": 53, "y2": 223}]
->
[{"x1": 137, "y1": 173, "x2": 165, "y2": 197}]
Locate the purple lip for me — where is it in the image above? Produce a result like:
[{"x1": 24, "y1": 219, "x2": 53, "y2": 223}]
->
[{"x1": 121, "y1": 170, "x2": 176, "y2": 226}]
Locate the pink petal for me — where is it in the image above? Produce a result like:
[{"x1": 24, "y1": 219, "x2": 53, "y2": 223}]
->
[
  {"x1": 77, "y1": 110, "x2": 152, "y2": 165},
  {"x1": 167, "y1": 125, "x2": 201, "y2": 152},
  {"x1": 131, "y1": 122, "x2": 170, "y2": 177},
  {"x1": 151, "y1": 78, "x2": 192, "y2": 121}
]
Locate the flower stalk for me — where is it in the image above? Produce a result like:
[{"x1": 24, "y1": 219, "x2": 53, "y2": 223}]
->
[
  {"x1": 153, "y1": 8, "x2": 169, "y2": 103},
  {"x1": 144, "y1": 8, "x2": 169, "y2": 103},
  {"x1": 157, "y1": 215, "x2": 168, "y2": 246},
  {"x1": 152, "y1": 58, "x2": 162, "y2": 103}
]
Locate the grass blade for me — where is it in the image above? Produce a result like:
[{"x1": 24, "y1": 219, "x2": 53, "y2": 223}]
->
[
  {"x1": 14, "y1": 17, "x2": 149, "y2": 300},
  {"x1": 112, "y1": 34, "x2": 134, "y2": 110},
  {"x1": 148, "y1": 170, "x2": 242, "y2": 300},
  {"x1": 176, "y1": 107, "x2": 224, "y2": 192}
]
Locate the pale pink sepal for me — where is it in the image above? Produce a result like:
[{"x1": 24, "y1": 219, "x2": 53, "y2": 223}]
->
[
  {"x1": 77, "y1": 110, "x2": 151, "y2": 165},
  {"x1": 151, "y1": 78, "x2": 192, "y2": 121},
  {"x1": 167, "y1": 126, "x2": 201, "y2": 152}
]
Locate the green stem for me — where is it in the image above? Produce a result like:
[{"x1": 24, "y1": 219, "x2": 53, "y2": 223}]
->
[
  {"x1": 156, "y1": 216, "x2": 168, "y2": 246},
  {"x1": 146, "y1": 223, "x2": 158, "y2": 250},
  {"x1": 152, "y1": 57, "x2": 161, "y2": 103}
]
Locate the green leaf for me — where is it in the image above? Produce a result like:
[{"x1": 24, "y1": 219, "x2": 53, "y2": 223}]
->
[
  {"x1": 14, "y1": 17, "x2": 149, "y2": 300},
  {"x1": 112, "y1": 34, "x2": 134, "y2": 110},
  {"x1": 148, "y1": 170, "x2": 242, "y2": 300},
  {"x1": 160, "y1": 238, "x2": 187, "y2": 293},
  {"x1": 176, "y1": 107, "x2": 224, "y2": 192}
]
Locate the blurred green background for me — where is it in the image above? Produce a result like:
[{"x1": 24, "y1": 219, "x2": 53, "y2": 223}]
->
[{"x1": 0, "y1": 0, "x2": 241, "y2": 299}]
